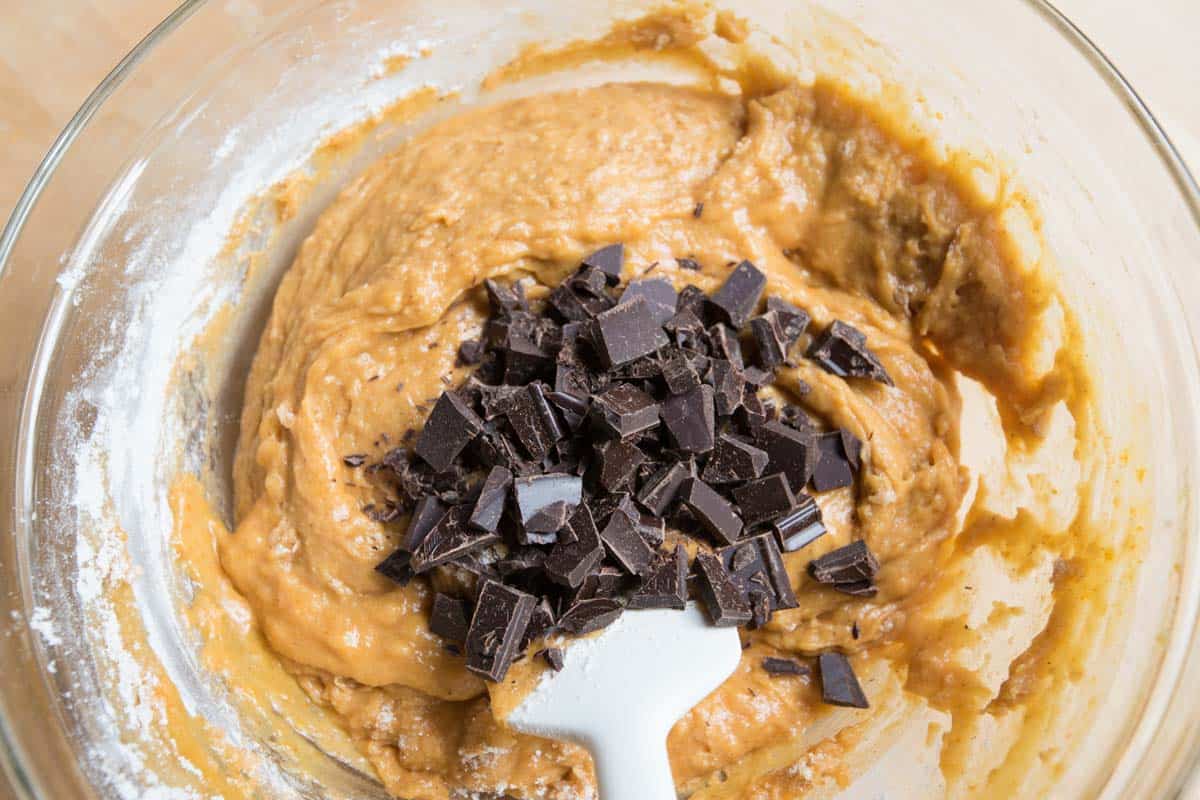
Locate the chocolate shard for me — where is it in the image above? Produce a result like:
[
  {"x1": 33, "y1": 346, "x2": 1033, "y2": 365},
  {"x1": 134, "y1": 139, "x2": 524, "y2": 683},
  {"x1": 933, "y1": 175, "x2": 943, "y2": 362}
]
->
[
  {"x1": 733, "y1": 473, "x2": 797, "y2": 528},
  {"x1": 375, "y1": 549, "x2": 414, "y2": 586},
  {"x1": 599, "y1": 509, "x2": 656, "y2": 576},
  {"x1": 593, "y1": 439, "x2": 647, "y2": 493},
  {"x1": 636, "y1": 461, "x2": 691, "y2": 515},
  {"x1": 635, "y1": 513, "x2": 666, "y2": 548},
  {"x1": 773, "y1": 493, "x2": 827, "y2": 552},
  {"x1": 707, "y1": 359, "x2": 744, "y2": 417},
  {"x1": 750, "y1": 311, "x2": 788, "y2": 368},
  {"x1": 812, "y1": 431, "x2": 855, "y2": 492},
  {"x1": 548, "y1": 283, "x2": 593, "y2": 322},
  {"x1": 468, "y1": 466, "x2": 512, "y2": 533},
  {"x1": 766, "y1": 297, "x2": 810, "y2": 346},
  {"x1": 558, "y1": 597, "x2": 624, "y2": 635},
  {"x1": 592, "y1": 383, "x2": 660, "y2": 439},
  {"x1": 429, "y1": 593, "x2": 471, "y2": 644},
  {"x1": 503, "y1": 328, "x2": 554, "y2": 385},
  {"x1": 762, "y1": 657, "x2": 809, "y2": 677},
  {"x1": 575, "y1": 564, "x2": 629, "y2": 600},
  {"x1": 742, "y1": 533, "x2": 798, "y2": 610},
  {"x1": 702, "y1": 434, "x2": 769, "y2": 485},
  {"x1": 680, "y1": 478, "x2": 743, "y2": 546},
  {"x1": 666, "y1": 307, "x2": 707, "y2": 352},
  {"x1": 465, "y1": 580, "x2": 536, "y2": 682},
  {"x1": 661, "y1": 384, "x2": 716, "y2": 454},
  {"x1": 457, "y1": 339, "x2": 486, "y2": 366},
  {"x1": 414, "y1": 391, "x2": 484, "y2": 472},
  {"x1": 709, "y1": 260, "x2": 766, "y2": 328},
  {"x1": 554, "y1": 362, "x2": 593, "y2": 400},
  {"x1": 735, "y1": 392, "x2": 768, "y2": 437},
  {"x1": 484, "y1": 279, "x2": 528, "y2": 317},
  {"x1": 411, "y1": 507, "x2": 501, "y2": 573},
  {"x1": 524, "y1": 500, "x2": 573, "y2": 536},
  {"x1": 743, "y1": 365, "x2": 774, "y2": 388},
  {"x1": 808, "y1": 540, "x2": 879, "y2": 596},
  {"x1": 544, "y1": 505, "x2": 605, "y2": 589},
  {"x1": 506, "y1": 383, "x2": 565, "y2": 460},
  {"x1": 581, "y1": 244, "x2": 624, "y2": 286},
  {"x1": 540, "y1": 647, "x2": 565, "y2": 672},
  {"x1": 757, "y1": 420, "x2": 819, "y2": 493},
  {"x1": 621, "y1": 278, "x2": 678, "y2": 324},
  {"x1": 818, "y1": 652, "x2": 869, "y2": 708},
  {"x1": 661, "y1": 349, "x2": 701, "y2": 395},
  {"x1": 840, "y1": 429, "x2": 863, "y2": 471},
  {"x1": 404, "y1": 495, "x2": 449, "y2": 550},
  {"x1": 513, "y1": 474, "x2": 582, "y2": 526},
  {"x1": 708, "y1": 324, "x2": 744, "y2": 369},
  {"x1": 807, "y1": 320, "x2": 893, "y2": 385},
  {"x1": 498, "y1": 547, "x2": 548, "y2": 581},
  {"x1": 522, "y1": 597, "x2": 557, "y2": 648},
  {"x1": 628, "y1": 545, "x2": 688, "y2": 610},
  {"x1": 693, "y1": 551, "x2": 752, "y2": 627},
  {"x1": 592, "y1": 296, "x2": 667, "y2": 368}
]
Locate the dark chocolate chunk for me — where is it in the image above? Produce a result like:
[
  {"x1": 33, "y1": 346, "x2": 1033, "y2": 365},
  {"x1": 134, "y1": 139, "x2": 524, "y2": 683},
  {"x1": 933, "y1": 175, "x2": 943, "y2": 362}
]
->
[
  {"x1": 581, "y1": 244, "x2": 624, "y2": 286},
  {"x1": 522, "y1": 597, "x2": 557, "y2": 648},
  {"x1": 749, "y1": 590, "x2": 772, "y2": 629},
  {"x1": 661, "y1": 350, "x2": 701, "y2": 395},
  {"x1": 593, "y1": 439, "x2": 647, "y2": 493},
  {"x1": 735, "y1": 392, "x2": 768, "y2": 437},
  {"x1": 592, "y1": 296, "x2": 666, "y2": 368},
  {"x1": 411, "y1": 508, "x2": 501, "y2": 573},
  {"x1": 773, "y1": 494, "x2": 826, "y2": 552},
  {"x1": 780, "y1": 404, "x2": 815, "y2": 431},
  {"x1": 807, "y1": 320, "x2": 892, "y2": 385},
  {"x1": 575, "y1": 565, "x2": 629, "y2": 600},
  {"x1": 364, "y1": 502, "x2": 404, "y2": 524},
  {"x1": 628, "y1": 545, "x2": 688, "y2": 610},
  {"x1": 733, "y1": 473, "x2": 797, "y2": 528},
  {"x1": 503, "y1": 329, "x2": 554, "y2": 385},
  {"x1": 692, "y1": 202, "x2": 704, "y2": 218},
  {"x1": 661, "y1": 384, "x2": 715, "y2": 454},
  {"x1": 621, "y1": 278, "x2": 677, "y2": 324},
  {"x1": 693, "y1": 552, "x2": 752, "y2": 627},
  {"x1": 375, "y1": 549, "x2": 413, "y2": 586},
  {"x1": 706, "y1": 359, "x2": 743, "y2": 417},
  {"x1": 743, "y1": 366, "x2": 774, "y2": 387},
  {"x1": 524, "y1": 500, "x2": 573, "y2": 536},
  {"x1": 548, "y1": 283, "x2": 593, "y2": 322},
  {"x1": 750, "y1": 312, "x2": 788, "y2": 368},
  {"x1": 818, "y1": 652, "x2": 869, "y2": 708},
  {"x1": 757, "y1": 420, "x2": 818, "y2": 493},
  {"x1": 513, "y1": 474, "x2": 582, "y2": 526},
  {"x1": 429, "y1": 593, "x2": 471, "y2": 643},
  {"x1": 465, "y1": 580, "x2": 536, "y2": 682},
  {"x1": 766, "y1": 297, "x2": 810, "y2": 346},
  {"x1": 677, "y1": 256, "x2": 701, "y2": 271},
  {"x1": 558, "y1": 597, "x2": 624, "y2": 635},
  {"x1": 593, "y1": 383, "x2": 660, "y2": 439},
  {"x1": 709, "y1": 260, "x2": 766, "y2": 328},
  {"x1": 676, "y1": 285, "x2": 709, "y2": 319},
  {"x1": 741, "y1": 533, "x2": 798, "y2": 610},
  {"x1": 404, "y1": 495, "x2": 449, "y2": 550},
  {"x1": 414, "y1": 391, "x2": 484, "y2": 472},
  {"x1": 679, "y1": 478, "x2": 743, "y2": 546},
  {"x1": 468, "y1": 466, "x2": 512, "y2": 533},
  {"x1": 599, "y1": 509, "x2": 656, "y2": 576},
  {"x1": 635, "y1": 513, "x2": 665, "y2": 548},
  {"x1": 498, "y1": 547, "x2": 548, "y2": 581},
  {"x1": 506, "y1": 383, "x2": 565, "y2": 460},
  {"x1": 544, "y1": 506, "x2": 605, "y2": 588},
  {"x1": 840, "y1": 429, "x2": 863, "y2": 471},
  {"x1": 555, "y1": 362, "x2": 593, "y2": 400},
  {"x1": 701, "y1": 434, "x2": 769, "y2": 484},
  {"x1": 636, "y1": 461, "x2": 691, "y2": 515},
  {"x1": 457, "y1": 339, "x2": 486, "y2": 366},
  {"x1": 808, "y1": 540, "x2": 879, "y2": 595},
  {"x1": 708, "y1": 324, "x2": 743, "y2": 368},
  {"x1": 484, "y1": 279, "x2": 527, "y2": 317},
  {"x1": 540, "y1": 647, "x2": 565, "y2": 672},
  {"x1": 762, "y1": 657, "x2": 809, "y2": 677},
  {"x1": 343, "y1": 453, "x2": 367, "y2": 467},
  {"x1": 812, "y1": 431, "x2": 855, "y2": 492}
]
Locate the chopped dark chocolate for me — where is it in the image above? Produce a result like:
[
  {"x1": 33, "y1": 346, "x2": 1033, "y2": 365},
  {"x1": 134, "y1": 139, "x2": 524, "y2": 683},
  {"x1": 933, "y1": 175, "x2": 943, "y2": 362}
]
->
[
  {"x1": 808, "y1": 540, "x2": 879, "y2": 596},
  {"x1": 840, "y1": 429, "x2": 863, "y2": 471},
  {"x1": 773, "y1": 494, "x2": 826, "y2": 552},
  {"x1": 812, "y1": 431, "x2": 855, "y2": 492},
  {"x1": 484, "y1": 279, "x2": 527, "y2": 317},
  {"x1": 548, "y1": 283, "x2": 594, "y2": 322},
  {"x1": 544, "y1": 505, "x2": 605, "y2": 588},
  {"x1": 702, "y1": 434, "x2": 769, "y2": 485},
  {"x1": 733, "y1": 473, "x2": 797, "y2": 528},
  {"x1": 592, "y1": 296, "x2": 665, "y2": 368},
  {"x1": 707, "y1": 359, "x2": 743, "y2": 417},
  {"x1": 540, "y1": 647, "x2": 565, "y2": 672},
  {"x1": 558, "y1": 597, "x2": 623, "y2": 635},
  {"x1": 468, "y1": 466, "x2": 512, "y2": 533},
  {"x1": 513, "y1": 474, "x2": 582, "y2": 526},
  {"x1": 599, "y1": 509, "x2": 656, "y2": 576},
  {"x1": 765, "y1": 296, "x2": 809, "y2": 346},
  {"x1": 636, "y1": 461, "x2": 691, "y2": 515},
  {"x1": 708, "y1": 324, "x2": 744, "y2": 368},
  {"x1": 818, "y1": 652, "x2": 869, "y2": 708},
  {"x1": 621, "y1": 278, "x2": 677, "y2": 324},
  {"x1": 628, "y1": 545, "x2": 688, "y2": 610},
  {"x1": 742, "y1": 533, "x2": 798, "y2": 610},
  {"x1": 404, "y1": 495, "x2": 449, "y2": 550},
  {"x1": 680, "y1": 478, "x2": 743, "y2": 546},
  {"x1": 522, "y1": 597, "x2": 556, "y2": 648},
  {"x1": 375, "y1": 549, "x2": 413, "y2": 586},
  {"x1": 465, "y1": 580, "x2": 536, "y2": 682},
  {"x1": 709, "y1": 260, "x2": 766, "y2": 328},
  {"x1": 750, "y1": 311, "x2": 788, "y2": 368},
  {"x1": 457, "y1": 339, "x2": 486, "y2": 366},
  {"x1": 414, "y1": 391, "x2": 484, "y2": 472},
  {"x1": 662, "y1": 350, "x2": 701, "y2": 395},
  {"x1": 661, "y1": 384, "x2": 715, "y2": 454},
  {"x1": 693, "y1": 552, "x2": 752, "y2": 627},
  {"x1": 581, "y1": 244, "x2": 624, "y2": 286},
  {"x1": 635, "y1": 513, "x2": 665, "y2": 548},
  {"x1": 429, "y1": 593, "x2": 471, "y2": 643},
  {"x1": 675, "y1": 285, "x2": 709, "y2": 319},
  {"x1": 593, "y1": 439, "x2": 646, "y2": 493},
  {"x1": 343, "y1": 453, "x2": 367, "y2": 467},
  {"x1": 592, "y1": 383, "x2": 660, "y2": 439},
  {"x1": 576, "y1": 565, "x2": 628, "y2": 599},
  {"x1": 411, "y1": 507, "x2": 500, "y2": 573},
  {"x1": 506, "y1": 383, "x2": 565, "y2": 460},
  {"x1": 756, "y1": 420, "x2": 818, "y2": 493},
  {"x1": 524, "y1": 500, "x2": 572, "y2": 537},
  {"x1": 762, "y1": 657, "x2": 809, "y2": 677},
  {"x1": 807, "y1": 320, "x2": 892, "y2": 385},
  {"x1": 503, "y1": 328, "x2": 554, "y2": 385}
]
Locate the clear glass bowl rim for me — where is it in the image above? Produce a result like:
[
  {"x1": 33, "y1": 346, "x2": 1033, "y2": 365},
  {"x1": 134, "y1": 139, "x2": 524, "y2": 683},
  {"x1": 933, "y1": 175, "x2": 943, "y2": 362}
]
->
[{"x1": 0, "y1": 1, "x2": 1197, "y2": 798}]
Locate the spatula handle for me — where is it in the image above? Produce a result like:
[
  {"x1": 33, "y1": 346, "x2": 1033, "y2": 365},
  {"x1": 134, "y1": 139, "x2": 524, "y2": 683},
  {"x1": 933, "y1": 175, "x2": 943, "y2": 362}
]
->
[{"x1": 590, "y1": 725, "x2": 676, "y2": 800}]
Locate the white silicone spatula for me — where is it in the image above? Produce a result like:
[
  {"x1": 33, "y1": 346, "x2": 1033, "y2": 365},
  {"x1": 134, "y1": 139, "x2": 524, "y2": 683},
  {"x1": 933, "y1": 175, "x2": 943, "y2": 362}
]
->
[{"x1": 506, "y1": 605, "x2": 742, "y2": 800}]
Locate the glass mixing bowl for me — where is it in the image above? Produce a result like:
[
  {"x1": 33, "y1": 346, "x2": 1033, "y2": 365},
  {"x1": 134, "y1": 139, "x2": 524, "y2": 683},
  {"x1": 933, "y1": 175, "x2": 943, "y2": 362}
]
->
[{"x1": 1, "y1": 1, "x2": 1198, "y2": 798}]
